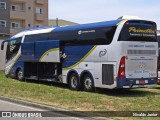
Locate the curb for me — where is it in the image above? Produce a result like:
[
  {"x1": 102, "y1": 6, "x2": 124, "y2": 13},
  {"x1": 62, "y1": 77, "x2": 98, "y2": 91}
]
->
[
  {"x1": 0, "y1": 96, "x2": 108, "y2": 119},
  {"x1": 0, "y1": 96, "x2": 67, "y2": 112}
]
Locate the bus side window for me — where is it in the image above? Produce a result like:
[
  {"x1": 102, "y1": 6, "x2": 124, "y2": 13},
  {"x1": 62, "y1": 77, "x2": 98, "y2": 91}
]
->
[{"x1": 6, "y1": 37, "x2": 22, "y2": 63}]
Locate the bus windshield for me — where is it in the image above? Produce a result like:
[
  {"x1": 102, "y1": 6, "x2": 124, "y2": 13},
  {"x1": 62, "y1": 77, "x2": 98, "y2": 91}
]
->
[{"x1": 118, "y1": 20, "x2": 157, "y2": 42}]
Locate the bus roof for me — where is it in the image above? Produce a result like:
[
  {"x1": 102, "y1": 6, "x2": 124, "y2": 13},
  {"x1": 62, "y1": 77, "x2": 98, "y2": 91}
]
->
[
  {"x1": 11, "y1": 19, "x2": 123, "y2": 39},
  {"x1": 52, "y1": 19, "x2": 122, "y2": 32},
  {"x1": 11, "y1": 26, "x2": 55, "y2": 39}
]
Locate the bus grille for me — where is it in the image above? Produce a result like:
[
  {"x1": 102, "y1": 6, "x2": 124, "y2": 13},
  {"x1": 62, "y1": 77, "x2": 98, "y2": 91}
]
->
[
  {"x1": 128, "y1": 50, "x2": 156, "y2": 55},
  {"x1": 102, "y1": 64, "x2": 114, "y2": 85}
]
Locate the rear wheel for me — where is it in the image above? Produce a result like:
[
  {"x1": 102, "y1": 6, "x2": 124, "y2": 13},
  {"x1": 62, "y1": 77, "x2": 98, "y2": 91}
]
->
[
  {"x1": 83, "y1": 74, "x2": 94, "y2": 92},
  {"x1": 69, "y1": 73, "x2": 81, "y2": 91},
  {"x1": 17, "y1": 69, "x2": 24, "y2": 81}
]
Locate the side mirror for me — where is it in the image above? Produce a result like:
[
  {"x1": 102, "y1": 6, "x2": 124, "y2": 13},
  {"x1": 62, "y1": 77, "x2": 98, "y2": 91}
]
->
[{"x1": 1, "y1": 41, "x2": 5, "y2": 50}]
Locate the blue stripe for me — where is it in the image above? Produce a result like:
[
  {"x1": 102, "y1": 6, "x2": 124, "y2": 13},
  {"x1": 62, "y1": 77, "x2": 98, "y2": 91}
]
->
[{"x1": 62, "y1": 45, "x2": 94, "y2": 68}]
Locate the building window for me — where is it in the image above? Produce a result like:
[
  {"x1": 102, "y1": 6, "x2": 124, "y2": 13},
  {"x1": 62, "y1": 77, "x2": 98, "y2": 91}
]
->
[
  {"x1": 36, "y1": 8, "x2": 43, "y2": 14},
  {"x1": 0, "y1": 2, "x2": 6, "y2": 9},
  {"x1": 36, "y1": 25, "x2": 43, "y2": 27},
  {"x1": 12, "y1": 5, "x2": 16, "y2": 11},
  {"x1": 28, "y1": 7, "x2": 32, "y2": 10},
  {"x1": 11, "y1": 22, "x2": 21, "y2": 29},
  {"x1": 11, "y1": 5, "x2": 20, "y2": 11},
  {"x1": 0, "y1": 20, "x2": 6, "y2": 27},
  {"x1": 28, "y1": 24, "x2": 31, "y2": 27}
]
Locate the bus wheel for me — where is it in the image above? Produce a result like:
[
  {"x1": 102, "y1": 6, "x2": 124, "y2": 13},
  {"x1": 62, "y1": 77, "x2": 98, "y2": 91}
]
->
[
  {"x1": 17, "y1": 69, "x2": 24, "y2": 81},
  {"x1": 69, "y1": 73, "x2": 80, "y2": 91},
  {"x1": 82, "y1": 74, "x2": 94, "y2": 92}
]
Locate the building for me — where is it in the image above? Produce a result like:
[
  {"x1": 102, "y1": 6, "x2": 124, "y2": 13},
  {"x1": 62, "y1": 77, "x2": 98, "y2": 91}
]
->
[
  {"x1": 0, "y1": 0, "x2": 10, "y2": 39},
  {"x1": 49, "y1": 19, "x2": 78, "y2": 26},
  {"x1": 0, "y1": 40, "x2": 6, "y2": 70},
  {"x1": 0, "y1": 0, "x2": 48, "y2": 38}
]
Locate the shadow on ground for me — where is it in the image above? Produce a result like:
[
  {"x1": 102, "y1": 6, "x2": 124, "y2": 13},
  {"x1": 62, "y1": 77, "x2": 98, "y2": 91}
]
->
[
  {"x1": 20, "y1": 79, "x2": 160, "y2": 97},
  {"x1": 95, "y1": 87, "x2": 160, "y2": 97}
]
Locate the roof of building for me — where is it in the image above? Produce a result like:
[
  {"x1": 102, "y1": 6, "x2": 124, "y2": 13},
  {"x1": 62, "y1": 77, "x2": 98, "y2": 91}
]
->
[{"x1": 49, "y1": 19, "x2": 78, "y2": 26}]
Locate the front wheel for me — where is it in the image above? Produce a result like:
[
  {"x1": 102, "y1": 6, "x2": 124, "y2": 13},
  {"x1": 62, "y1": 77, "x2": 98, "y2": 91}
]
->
[
  {"x1": 17, "y1": 69, "x2": 24, "y2": 81},
  {"x1": 82, "y1": 74, "x2": 94, "y2": 92},
  {"x1": 69, "y1": 73, "x2": 81, "y2": 91}
]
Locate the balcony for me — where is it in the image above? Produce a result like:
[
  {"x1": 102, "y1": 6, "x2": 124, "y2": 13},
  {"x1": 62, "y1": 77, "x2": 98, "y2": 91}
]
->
[
  {"x1": 36, "y1": 0, "x2": 45, "y2": 4},
  {"x1": 10, "y1": 10, "x2": 26, "y2": 20},
  {"x1": 35, "y1": 13, "x2": 44, "y2": 21},
  {"x1": 11, "y1": 0, "x2": 26, "y2": 3}
]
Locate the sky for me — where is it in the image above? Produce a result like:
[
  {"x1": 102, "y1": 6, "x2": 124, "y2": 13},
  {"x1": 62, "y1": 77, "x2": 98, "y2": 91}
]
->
[{"x1": 49, "y1": 0, "x2": 160, "y2": 29}]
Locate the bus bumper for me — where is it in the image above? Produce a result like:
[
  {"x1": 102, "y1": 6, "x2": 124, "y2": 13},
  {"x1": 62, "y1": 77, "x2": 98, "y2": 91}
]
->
[{"x1": 117, "y1": 78, "x2": 157, "y2": 88}]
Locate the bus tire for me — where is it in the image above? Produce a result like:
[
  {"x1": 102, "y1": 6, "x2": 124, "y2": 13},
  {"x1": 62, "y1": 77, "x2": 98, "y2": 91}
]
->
[
  {"x1": 82, "y1": 74, "x2": 94, "y2": 92},
  {"x1": 68, "y1": 73, "x2": 81, "y2": 91},
  {"x1": 16, "y1": 69, "x2": 24, "y2": 81}
]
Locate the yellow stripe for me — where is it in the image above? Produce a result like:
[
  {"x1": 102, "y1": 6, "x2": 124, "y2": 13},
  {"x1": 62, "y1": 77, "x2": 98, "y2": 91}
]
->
[
  {"x1": 39, "y1": 48, "x2": 59, "y2": 62},
  {"x1": 8, "y1": 54, "x2": 21, "y2": 73},
  {"x1": 117, "y1": 20, "x2": 128, "y2": 26},
  {"x1": 48, "y1": 29, "x2": 53, "y2": 33},
  {"x1": 63, "y1": 46, "x2": 97, "y2": 71}
]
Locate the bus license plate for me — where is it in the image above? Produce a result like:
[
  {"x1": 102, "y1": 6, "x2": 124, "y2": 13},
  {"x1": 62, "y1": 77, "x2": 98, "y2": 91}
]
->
[{"x1": 139, "y1": 80, "x2": 145, "y2": 84}]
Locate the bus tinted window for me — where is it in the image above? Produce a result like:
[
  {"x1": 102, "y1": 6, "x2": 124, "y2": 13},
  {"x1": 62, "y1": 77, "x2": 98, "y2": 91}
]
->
[
  {"x1": 118, "y1": 21, "x2": 157, "y2": 42},
  {"x1": 6, "y1": 37, "x2": 22, "y2": 62},
  {"x1": 24, "y1": 26, "x2": 117, "y2": 46},
  {"x1": 53, "y1": 26, "x2": 117, "y2": 46},
  {"x1": 24, "y1": 33, "x2": 50, "y2": 42},
  {"x1": 78, "y1": 27, "x2": 117, "y2": 45}
]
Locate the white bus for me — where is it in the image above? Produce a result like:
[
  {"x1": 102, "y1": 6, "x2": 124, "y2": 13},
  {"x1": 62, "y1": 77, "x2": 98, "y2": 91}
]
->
[{"x1": 1, "y1": 18, "x2": 158, "y2": 91}]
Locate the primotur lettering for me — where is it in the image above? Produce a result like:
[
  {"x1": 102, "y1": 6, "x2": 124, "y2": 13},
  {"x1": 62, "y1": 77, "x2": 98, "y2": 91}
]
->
[{"x1": 129, "y1": 27, "x2": 154, "y2": 33}]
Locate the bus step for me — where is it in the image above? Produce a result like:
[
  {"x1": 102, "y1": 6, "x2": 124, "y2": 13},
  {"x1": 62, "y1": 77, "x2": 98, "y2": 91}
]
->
[
  {"x1": 39, "y1": 78, "x2": 56, "y2": 82},
  {"x1": 25, "y1": 76, "x2": 38, "y2": 80}
]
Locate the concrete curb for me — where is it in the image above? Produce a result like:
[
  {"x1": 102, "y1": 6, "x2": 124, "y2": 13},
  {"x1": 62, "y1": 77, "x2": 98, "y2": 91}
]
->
[
  {"x1": 0, "y1": 96, "x2": 108, "y2": 119},
  {"x1": 0, "y1": 96, "x2": 67, "y2": 112}
]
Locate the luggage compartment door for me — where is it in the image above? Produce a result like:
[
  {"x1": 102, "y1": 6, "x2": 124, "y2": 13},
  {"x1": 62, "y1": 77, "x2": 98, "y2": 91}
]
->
[
  {"x1": 35, "y1": 40, "x2": 60, "y2": 62},
  {"x1": 21, "y1": 42, "x2": 35, "y2": 61}
]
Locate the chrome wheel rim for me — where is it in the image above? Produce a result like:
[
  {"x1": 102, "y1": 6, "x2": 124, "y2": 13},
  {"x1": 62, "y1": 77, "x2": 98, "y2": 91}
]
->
[
  {"x1": 84, "y1": 77, "x2": 92, "y2": 90},
  {"x1": 18, "y1": 71, "x2": 23, "y2": 80},
  {"x1": 71, "y1": 76, "x2": 78, "y2": 89}
]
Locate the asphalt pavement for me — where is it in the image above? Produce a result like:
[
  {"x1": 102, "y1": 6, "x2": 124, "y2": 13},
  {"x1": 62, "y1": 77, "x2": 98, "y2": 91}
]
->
[{"x1": 0, "y1": 97, "x2": 108, "y2": 120}]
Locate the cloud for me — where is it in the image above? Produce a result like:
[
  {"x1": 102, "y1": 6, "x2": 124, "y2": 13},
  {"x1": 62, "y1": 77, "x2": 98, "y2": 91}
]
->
[{"x1": 49, "y1": 0, "x2": 160, "y2": 29}]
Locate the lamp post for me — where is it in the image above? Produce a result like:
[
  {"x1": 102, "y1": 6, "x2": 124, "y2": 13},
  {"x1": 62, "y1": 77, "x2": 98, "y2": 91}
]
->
[{"x1": 56, "y1": 18, "x2": 58, "y2": 26}]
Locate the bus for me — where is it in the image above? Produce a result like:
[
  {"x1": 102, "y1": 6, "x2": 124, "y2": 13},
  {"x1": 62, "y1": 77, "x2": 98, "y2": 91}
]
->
[{"x1": 1, "y1": 18, "x2": 158, "y2": 91}]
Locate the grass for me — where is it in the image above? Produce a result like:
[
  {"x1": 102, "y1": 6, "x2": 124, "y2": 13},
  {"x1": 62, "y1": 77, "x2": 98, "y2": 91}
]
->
[{"x1": 0, "y1": 71, "x2": 160, "y2": 120}]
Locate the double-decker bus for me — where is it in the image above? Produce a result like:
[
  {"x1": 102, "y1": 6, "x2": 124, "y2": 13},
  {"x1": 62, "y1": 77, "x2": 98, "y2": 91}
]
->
[{"x1": 1, "y1": 18, "x2": 158, "y2": 91}]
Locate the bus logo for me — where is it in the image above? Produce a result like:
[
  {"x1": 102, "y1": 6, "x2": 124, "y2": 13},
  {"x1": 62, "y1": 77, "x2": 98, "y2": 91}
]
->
[
  {"x1": 78, "y1": 30, "x2": 96, "y2": 35},
  {"x1": 129, "y1": 27, "x2": 154, "y2": 33},
  {"x1": 138, "y1": 62, "x2": 147, "y2": 69},
  {"x1": 99, "y1": 49, "x2": 107, "y2": 57}
]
